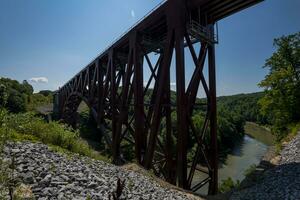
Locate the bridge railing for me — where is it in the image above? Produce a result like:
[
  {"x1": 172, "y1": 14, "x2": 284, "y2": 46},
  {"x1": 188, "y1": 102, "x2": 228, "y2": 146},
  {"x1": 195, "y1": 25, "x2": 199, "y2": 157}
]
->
[
  {"x1": 98, "y1": 0, "x2": 168, "y2": 56},
  {"x1": 59, "y1": 0, "x2": 167, "y2": 91},
  {"x1": 188, "y1": 20, "x2": 219, "y2": 44}
]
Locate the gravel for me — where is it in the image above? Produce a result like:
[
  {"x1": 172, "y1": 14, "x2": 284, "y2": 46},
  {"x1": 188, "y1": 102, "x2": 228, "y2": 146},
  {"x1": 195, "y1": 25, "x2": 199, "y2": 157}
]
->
[
  {"x1": 2, "y1": 141, "x2": 202, "y2": 200},
  {"x1": 230, "y1": 132, "x2": 300, "y2": 200}
]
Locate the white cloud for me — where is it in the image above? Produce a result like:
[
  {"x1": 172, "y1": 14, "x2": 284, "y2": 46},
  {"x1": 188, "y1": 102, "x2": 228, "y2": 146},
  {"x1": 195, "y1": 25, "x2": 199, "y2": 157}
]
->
[
  {"x1": 170, "y1": 82, "x2": 176, "y2": 86},
  {"x1": 29, "y1": 77, "x2": 49, "y2": 84},
  {"x1": 131, "y1": 9, "x2": 135, "y2": 18}
]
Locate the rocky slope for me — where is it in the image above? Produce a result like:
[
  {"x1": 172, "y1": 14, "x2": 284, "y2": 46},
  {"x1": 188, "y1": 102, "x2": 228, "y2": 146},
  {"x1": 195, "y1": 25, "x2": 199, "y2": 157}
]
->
[
  {"x1": 1, "y1": 141, "x2": 202, "y2": 200},
  {"x1": 229, "y1": 132, "x2": 300, "y2": 200}
]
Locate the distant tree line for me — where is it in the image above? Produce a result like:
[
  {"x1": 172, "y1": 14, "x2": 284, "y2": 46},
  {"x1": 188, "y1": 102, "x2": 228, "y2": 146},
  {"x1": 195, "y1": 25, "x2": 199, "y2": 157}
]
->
[
  {"x1": 0, "y1": 77, "x2": 53, "y2": 112},
  {"x1": 217, "y1": 92, "x2": 268, "y2": 124}
]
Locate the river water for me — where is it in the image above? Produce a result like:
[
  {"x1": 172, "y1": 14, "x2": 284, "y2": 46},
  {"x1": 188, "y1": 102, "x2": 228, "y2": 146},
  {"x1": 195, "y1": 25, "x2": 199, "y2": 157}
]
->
[{"x1": 194, "y1": 122, "x2": 275, "y2": 194}]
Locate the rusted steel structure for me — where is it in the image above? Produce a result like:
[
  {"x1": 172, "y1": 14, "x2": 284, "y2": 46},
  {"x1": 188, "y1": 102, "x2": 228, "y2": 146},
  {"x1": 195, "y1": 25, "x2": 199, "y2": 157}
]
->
[{"x1": 54, "y1": 0, "x2": 262, "y2": 194}]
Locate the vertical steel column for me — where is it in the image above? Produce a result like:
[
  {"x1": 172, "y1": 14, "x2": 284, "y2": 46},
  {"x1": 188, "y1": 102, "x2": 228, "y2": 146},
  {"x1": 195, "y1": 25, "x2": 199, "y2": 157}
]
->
[
  {"x1": 175, "y1": 30, "x2": 188, "y2": 189},
  {"x1": 208, "y1": 25, "x2": 218, "y2": 195},
  {"x1": 169, "y1": 0, "x2": 189, "y2": 189},
  {"x1": 143, "y1": 30, "x2": 174, "y2": 169},
  {"x1": 164, "y1": 62, "x2": 175, "y2": 184},
  {"x1": 133, "y1": 32, "x2": 145, "y2": 164},
  {"x1": 96, "y1": 60, "x2": 103, "y2": 124},
  {"x1": 109, "y1": 49, "x2": 118, "y2": 164}
]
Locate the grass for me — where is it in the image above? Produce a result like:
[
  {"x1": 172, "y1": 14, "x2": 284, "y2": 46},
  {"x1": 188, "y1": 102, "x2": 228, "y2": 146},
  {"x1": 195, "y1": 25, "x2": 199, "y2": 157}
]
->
[
  {"x1": 0, "y1": 110, "x2": 108, "y2": 162},
  {"x1": 243, "y1": 164, "x2": 257, "y2": 178},
  {"x1": 218, "y1": 177, "x2": 240, "y2": 193},
  {"x1": 288, "y1": 122, "x2": 300, "y2": 136},
  {"x1": 275, "y1": 122, "x2": 300, "y2": 154}
]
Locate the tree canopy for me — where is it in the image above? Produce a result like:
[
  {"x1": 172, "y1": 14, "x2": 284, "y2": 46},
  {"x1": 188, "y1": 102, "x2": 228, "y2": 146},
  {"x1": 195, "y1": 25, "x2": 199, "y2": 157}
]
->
[
  {"x1": 0, "y1": 77, "x2": 52, "y2": 113},
  {"x1": 0, "y1": 78, "x2": 33, "y2": 113},
  {"x1": 259, "y1": 32, "x2": 300, "y2": 140}
]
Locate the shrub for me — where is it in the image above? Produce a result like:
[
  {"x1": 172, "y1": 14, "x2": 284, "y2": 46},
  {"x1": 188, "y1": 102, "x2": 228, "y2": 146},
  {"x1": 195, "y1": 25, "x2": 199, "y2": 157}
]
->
[
  {"x1": 244, "y1": 164, "x2": 257, "y2": 178},
  {"x1": 0, "y1": 109, "x2": 8, "y2": 127},
  {"x1": 289, "y1": 122, "x2": 300, "y2": 136},
  {"x1": 1, "y1": 112, "x2": 106, "y2": 161},
  {"x1": 27, "y1": 93, "x2": 52, "y2": 111},
  {"x1": 219, "y1": 177, "x2": 240, "y2": 193}
]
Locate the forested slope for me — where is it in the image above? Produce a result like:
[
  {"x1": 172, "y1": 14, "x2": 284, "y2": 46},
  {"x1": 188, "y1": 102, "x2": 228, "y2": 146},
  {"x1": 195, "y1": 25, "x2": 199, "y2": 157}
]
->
[{"x1": 217, "y1": 92, "x2": 268, "y2": 124}]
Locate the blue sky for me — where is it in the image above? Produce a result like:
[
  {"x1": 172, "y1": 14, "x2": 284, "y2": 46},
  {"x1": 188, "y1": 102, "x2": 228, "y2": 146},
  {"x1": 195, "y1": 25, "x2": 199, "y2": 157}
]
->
[{"x1": 0, "y1": 0, "x2": 299, "y2": 96}]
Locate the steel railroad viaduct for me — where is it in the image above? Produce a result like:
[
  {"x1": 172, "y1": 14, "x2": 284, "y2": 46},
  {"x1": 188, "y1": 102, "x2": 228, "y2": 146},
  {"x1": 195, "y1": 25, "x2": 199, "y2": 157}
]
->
[{"x1": 54, "y1": 0, "x2": 263, "y2": 194}]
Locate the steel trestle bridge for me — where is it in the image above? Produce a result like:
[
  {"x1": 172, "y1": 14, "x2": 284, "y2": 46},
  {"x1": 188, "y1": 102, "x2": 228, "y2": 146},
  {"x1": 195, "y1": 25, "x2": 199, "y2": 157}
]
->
[{"x1": 54, "y1": 0, "x2": 263, "y2": 194}]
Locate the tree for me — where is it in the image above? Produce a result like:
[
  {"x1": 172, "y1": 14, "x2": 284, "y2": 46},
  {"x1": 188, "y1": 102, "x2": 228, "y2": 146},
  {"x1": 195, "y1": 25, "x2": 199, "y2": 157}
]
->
[
  {"x1": 6, "y1": 89, "x2": 27, "y2": 113},
  {"x1": 0, "y1": 78, "x2": 32, "y2": 113},
  {"x1": 22, "y1": 80, "x2": 34, "y2": 95},
  {"x1": 0, "y1": 84, "x2": 8, "y2": 108},
  {"x1": 39, "y1": 90, "x2": 53, "y2": 96},
  {"x1": 259, "y1": 32, "x2": 300, "y2": 140}
]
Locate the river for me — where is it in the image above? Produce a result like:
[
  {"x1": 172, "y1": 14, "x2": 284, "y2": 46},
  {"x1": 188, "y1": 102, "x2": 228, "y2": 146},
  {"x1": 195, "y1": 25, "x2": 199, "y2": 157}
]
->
[{"x1": 194, "y1": 122, "x2": 275, "y2": 195}]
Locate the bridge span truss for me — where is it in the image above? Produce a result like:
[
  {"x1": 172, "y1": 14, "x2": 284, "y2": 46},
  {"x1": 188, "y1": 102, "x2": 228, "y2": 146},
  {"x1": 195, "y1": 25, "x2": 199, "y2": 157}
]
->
[{"x1": 54, "y1": 0, "x2": 263, "y2": 194}]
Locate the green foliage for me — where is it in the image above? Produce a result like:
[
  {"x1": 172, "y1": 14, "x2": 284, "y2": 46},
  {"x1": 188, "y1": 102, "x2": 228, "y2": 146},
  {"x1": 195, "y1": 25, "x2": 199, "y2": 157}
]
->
[
  {"x1": 6, "y1": 89, "x2": 27, "y2": 113},
  {"x1": 219, "y1": 177, "x2": 240, "y2": 193},
  {"x1": 21, "y1": 80, "x2": 34, "y2": 95},
  {"x1": 244, "y1": 164, "x2": 257, "y2": 178},
  {"x1": 217, "y1": 92, "x2": 269, "y2": 125},
  {"x1": 38, "y1": 90, "x2": 53, "y2": 97},
  {"x1": 217, "y1": 106, "x2": 245, "y2": 151},
  {"x1": 0, "y1": 111, "x2": 107, "y2": 161},
  {"x1": 27, "y1": 93, "x2": 52, "y2": 111},
  {"x1": 259, "y1": 32, "x2": 300, "y2": 141},
  {"x1": 0, "y1": 84, "x2": 8, "y2": 108},
  {"x1": 0, "y1": 109, "x2": 8, "y2": 127},
  {"x1": 0, "y1": 78, "x2": 34, "y2": 113},
  {"x1": 189, "y1": 91, "x2": 272, "y2": 160},
  {"x1": 188, "y1": 104, "x2": 245, "y2": 162},
  {"x1": 6, "y1": 112, "x2": 78, "y2": 149},
  {"x1": 289, "y1": 122, "x2": 300, "y2": 136},
  {"x1": 78, "y1": 110, "x2": 101, "y2": 141},
  {"x1": 0, "y1": 77, "x2": 53, "y2": 113}
]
